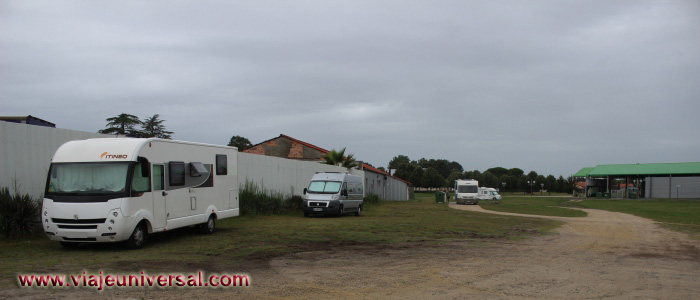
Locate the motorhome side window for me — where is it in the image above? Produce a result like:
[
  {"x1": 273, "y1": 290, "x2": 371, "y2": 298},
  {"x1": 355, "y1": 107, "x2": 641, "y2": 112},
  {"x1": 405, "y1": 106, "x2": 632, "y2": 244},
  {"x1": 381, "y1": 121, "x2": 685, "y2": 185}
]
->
[
  {"x1": 169, "y1": 162, "x2": 185, "y2": 186},
  {"x1": 131, "y1": 162, "x2": 151, "y2": 193},
  {"x1": 216, "y1": 154, "x2": 227, "y2": 175}
]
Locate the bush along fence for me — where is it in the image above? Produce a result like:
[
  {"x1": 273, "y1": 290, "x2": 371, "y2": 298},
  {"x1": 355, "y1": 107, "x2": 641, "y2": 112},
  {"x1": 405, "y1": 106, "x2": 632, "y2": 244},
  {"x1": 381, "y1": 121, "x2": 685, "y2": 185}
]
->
[
  {"x1": 239, "y1": 180, "x2": 383, "y2": 216},
  {"x1": 0, "y1": 186, "x2": 41, "y2": 239}
]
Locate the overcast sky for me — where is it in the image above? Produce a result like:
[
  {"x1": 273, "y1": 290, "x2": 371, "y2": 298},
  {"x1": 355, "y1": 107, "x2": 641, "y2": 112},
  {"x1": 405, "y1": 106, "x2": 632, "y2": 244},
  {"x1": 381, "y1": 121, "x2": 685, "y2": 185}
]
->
[{"x1": 2, "y1": 0, "x2": 699, "y2": 177}]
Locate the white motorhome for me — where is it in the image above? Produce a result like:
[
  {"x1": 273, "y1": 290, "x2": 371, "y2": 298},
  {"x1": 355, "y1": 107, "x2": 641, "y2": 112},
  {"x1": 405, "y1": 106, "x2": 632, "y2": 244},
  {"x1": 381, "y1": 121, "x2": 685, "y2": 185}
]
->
[
  {"x1": 477, "y1": 187, "x2": 502, "y2": 201},
  {"x1": 454, "y1": 179, "x2": 479, "y2": 204},
  {"x1": 42, "y1": 138, "x2": 239, "y2": 249},
  {"x1": 302, "y1": 172, "x2": 364, "y2": 217}
]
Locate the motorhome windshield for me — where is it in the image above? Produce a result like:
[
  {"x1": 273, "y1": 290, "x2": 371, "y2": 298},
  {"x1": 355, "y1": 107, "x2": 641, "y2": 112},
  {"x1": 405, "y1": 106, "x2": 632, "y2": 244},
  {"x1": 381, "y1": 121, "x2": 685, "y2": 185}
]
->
[
  {"x1": 458, "y1": 185, "x2": 478, "y2": 193},
  {"x1": 307, "y1": 181, "x2": 342, "y2": 194},
  {"x1": 46, "y1": 162, "x2": 130, "y2": 195}
]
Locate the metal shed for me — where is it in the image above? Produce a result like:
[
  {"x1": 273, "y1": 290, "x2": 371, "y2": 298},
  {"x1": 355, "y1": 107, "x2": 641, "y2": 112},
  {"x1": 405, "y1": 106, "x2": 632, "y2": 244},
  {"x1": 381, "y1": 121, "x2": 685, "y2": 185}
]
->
[{"x1": 574, "y1": 163, "x2": 700, "y2": 199}]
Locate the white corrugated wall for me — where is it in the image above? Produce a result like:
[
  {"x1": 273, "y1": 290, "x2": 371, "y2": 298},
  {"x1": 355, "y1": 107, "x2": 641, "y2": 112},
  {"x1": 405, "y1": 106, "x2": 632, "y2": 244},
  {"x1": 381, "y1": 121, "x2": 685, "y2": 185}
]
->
[
  {"x1": 237, "y1": 152, "x2": 364, "y2": 197},
  {"x1": 0, "y1": 122, "x2": 109, "y2": 199}
]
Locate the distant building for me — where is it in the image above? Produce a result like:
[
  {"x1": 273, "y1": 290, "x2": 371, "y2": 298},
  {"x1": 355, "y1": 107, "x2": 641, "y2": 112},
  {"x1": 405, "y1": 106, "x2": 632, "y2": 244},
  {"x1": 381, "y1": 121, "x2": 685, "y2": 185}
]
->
[
  {"x1": 244, "y1": 134, "x2": 328, "y2": 161},
  {"x1": 244, "y1": 134, "x2": 413, "y2": 200},
  {"x1": 574, "y1": 162, "x2": 700, "y2": 199},
  {"x1": 0, "y1": 115, "x2": 56, "y2": 128}
]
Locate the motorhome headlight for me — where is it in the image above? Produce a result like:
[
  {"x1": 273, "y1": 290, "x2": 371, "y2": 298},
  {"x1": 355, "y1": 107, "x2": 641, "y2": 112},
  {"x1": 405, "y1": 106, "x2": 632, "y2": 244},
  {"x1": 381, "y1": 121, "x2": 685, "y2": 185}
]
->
[{"x1": 113, "y1": 212, "x2": 118, "y2": 217}]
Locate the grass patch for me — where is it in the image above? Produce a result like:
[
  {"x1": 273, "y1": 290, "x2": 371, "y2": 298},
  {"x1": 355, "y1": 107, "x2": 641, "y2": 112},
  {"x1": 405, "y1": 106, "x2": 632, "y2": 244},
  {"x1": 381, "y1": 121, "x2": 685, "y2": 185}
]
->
[
  {"x1": 0, "y1": 192, "x2": 560, "y2": 287},
  {"x1": 479, "y1": 196, "x2": 587, "y2": 218},
  {"x1": 571, "y1": 198, "x2": 700, "y2": 236}
]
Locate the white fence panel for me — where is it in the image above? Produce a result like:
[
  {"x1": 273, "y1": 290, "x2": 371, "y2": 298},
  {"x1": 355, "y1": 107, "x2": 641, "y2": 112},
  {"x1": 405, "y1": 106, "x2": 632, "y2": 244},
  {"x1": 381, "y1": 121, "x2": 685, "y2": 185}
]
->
[{"x1": 0, "y1": 122, "x2": 109, "y2": 199}]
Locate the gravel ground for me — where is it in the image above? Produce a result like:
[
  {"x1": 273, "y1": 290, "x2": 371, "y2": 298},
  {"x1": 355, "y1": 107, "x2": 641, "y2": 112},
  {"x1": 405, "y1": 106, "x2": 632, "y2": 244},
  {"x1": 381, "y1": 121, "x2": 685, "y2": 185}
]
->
[{"x1": 5, "y1": 203, "x2": 700, "y2": 299}]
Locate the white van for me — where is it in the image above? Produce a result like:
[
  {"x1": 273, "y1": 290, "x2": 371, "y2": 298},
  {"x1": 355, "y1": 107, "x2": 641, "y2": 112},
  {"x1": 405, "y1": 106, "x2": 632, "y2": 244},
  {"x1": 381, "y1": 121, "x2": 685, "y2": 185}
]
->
[
  {"x1": 477, "y1": 187, "x2": 502, "y2": 201},
  {"x1": 302, "y1": 172, "x2": 364, "y2": 217},
  {"x1": 42, "y1": 138, "x2": 239, "y2": 249},
  {"x1": 454, "y1": 179, "x2": 479, "y2": 204}
]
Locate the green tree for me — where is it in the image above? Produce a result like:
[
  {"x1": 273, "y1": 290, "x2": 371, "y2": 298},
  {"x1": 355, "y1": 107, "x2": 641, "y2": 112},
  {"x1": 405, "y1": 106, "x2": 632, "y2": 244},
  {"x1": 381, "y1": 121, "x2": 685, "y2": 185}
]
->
[
  {"x1": 508, "y1": 168, "x2": 525, "y2": 178},
  {"x1": 388, "y1": 155, "x2": 411, "y2": 170},
  {"x1": 393, "y1": 163, "x2": 415, "y2": 182},
  {"x1": 546, "y1": 175, "x2": 557, "y2": 193},
  {"x1": 228, "y1": 135, "x2": 253, "y2": 150},
  {"x1": 486, "y1": 167, "x2": 508, "y2": 178},
  {"x1": 448, "y1": 161, "x2": 464, "y2": 173},
  {"x1": 98, "y1": 113, "x2": 142, "y2": 135},
  {"x1": 141, "y1": 114, "x2": 173, "y2": 139},
  {"x1": 409, "y1": 168, "x2": 424, "y2": 188},
  {"x1": 322, "y1": 148, "x2": 358, "y2": 170},
  {"x1": 421, "y1": 168, "x2": 445, "y2": 188},
  {"x1": 445, "y1": 171, "x2": 463, "y2": 188}
]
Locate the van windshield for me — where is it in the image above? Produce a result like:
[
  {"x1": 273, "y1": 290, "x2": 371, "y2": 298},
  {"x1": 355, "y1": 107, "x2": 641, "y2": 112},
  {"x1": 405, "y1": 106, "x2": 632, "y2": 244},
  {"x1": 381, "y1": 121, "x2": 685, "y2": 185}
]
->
[
  {"x1": 307, "y1": 181, "x2": 342, "y2": 194},
  {"x1": 46, "y1": 162, "x2": 130, "y2": 195},
  {"x1": 458, "y1": 185, "x2": 478, "y2": 193}
]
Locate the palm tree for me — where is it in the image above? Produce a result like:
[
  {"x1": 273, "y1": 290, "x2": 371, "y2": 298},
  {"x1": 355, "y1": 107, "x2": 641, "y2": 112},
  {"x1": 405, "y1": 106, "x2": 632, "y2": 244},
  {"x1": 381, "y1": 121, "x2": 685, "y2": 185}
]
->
[{"x1": 322, "y1": 148, "x2": 358, "y2": 170}]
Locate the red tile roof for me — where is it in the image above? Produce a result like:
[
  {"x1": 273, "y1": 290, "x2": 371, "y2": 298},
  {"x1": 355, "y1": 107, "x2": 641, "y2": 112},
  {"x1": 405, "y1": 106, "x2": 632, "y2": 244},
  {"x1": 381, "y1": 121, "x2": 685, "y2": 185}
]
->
[{"x1": 248, "y1": 134, "x2": 412, "y2": 186}]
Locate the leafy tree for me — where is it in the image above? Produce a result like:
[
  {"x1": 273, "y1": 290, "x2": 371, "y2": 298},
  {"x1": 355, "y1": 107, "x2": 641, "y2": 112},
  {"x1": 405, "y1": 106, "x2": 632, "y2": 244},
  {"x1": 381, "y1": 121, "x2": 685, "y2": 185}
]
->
[
  {"x1": 481, "y1": 172, "x2": 499, "y2": 188},
  {"x1": 448, "y1": 161, "x2": 464, "y2": 173},
  {"x1": 486, "y1": 167, "x2": 508, "y2": 178},
  {"x1": 141, "y1": 114, "x2": 173, "y2": 139},
  {"x1": 393, "y1": 163, "x2": 415, "y2": 182},
  {"x1": 445, "y1": 171, "x2": 463, "y2": 188},
  {"x1": 527, "y1": 171, "x2": 538, "y2": 179},
  {"x1": 508, "y1": 168, "x2": 524, "y2": 178},
  {"x1": 421, "y1": 168, "x2": 445, "y2": 188},
  {"x1": 377, "y1": 166, "x2": 387, "y2": 172},
  {"x1": 322, "y1": 148, "x2": 358, "y2": 170},
  {"x1": 98, "y1": 113, "x2": 142, "y2": 135},
  {"x1": 546, "y1": 175, "x2": 557, "y2": 193},
  {"x1": 409, "y1": 168, "x2": 424, "y2": 188},
  {"x1": 228, "y1": 135, "x2": 253, "y2": 150},
  {"x1": 388, "y1": 155, "x2": 411, "y2": 170}
]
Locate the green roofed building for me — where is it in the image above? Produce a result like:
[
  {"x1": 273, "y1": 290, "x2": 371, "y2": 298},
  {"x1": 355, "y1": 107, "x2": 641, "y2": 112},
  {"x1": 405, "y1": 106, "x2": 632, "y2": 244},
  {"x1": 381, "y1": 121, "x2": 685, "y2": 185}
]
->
[{"x1": 573, "y1": 162, "x2": 700, "y2": 199}]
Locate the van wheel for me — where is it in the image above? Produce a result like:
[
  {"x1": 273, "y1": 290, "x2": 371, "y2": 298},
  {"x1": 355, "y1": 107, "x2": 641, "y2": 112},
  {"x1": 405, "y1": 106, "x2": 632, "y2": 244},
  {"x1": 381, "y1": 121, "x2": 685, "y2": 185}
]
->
[
  {"x1": 355, "y1": 205, "x2": 362, "y2": 217},
  {"x1": 125, "y1": 223, "x2": 147, "y2": 249},
  {"x1": 337, "y1": 205, "x2": 344, "y2": 217},
  {"x1": 202, "y1": 215, "x2": 216, "y2": 234}
]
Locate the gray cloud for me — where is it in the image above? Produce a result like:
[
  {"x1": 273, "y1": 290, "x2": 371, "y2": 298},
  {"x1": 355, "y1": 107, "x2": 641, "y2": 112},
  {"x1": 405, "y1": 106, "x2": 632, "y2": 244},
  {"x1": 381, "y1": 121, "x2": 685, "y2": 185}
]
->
[{"x1": 2, "y1": 0, "x2": 699, "y2": 177}]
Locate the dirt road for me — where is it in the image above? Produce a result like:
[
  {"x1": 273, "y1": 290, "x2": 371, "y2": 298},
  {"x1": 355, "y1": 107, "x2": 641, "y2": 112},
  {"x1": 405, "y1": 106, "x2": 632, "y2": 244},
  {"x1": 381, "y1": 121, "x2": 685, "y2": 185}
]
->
[{"x1": 7, "y1": 204, "x2": 700, "y2": 299}]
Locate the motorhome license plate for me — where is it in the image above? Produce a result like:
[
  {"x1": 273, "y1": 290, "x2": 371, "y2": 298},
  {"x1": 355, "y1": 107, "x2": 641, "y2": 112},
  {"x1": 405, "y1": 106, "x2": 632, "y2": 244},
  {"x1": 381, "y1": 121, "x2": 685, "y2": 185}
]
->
[{"x1": 313, "y1": 208, "x2": 322, "y2": 212}]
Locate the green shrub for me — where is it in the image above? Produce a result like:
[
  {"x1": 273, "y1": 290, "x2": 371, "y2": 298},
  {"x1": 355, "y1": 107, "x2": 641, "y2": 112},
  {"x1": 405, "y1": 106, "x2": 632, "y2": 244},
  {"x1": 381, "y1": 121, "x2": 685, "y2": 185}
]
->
[
  {"x1": 0, "y1": 187, "x2": 41, "y2": 239},
  {"x1": 239, "y1": 181, "x2": 286, "y2": 215},
  {"x1": 364, "y1": 193, "x2": 383, "y2": 206},
  {"x1": 284, "y1": 195, "x2": 304, "y2": 211}
]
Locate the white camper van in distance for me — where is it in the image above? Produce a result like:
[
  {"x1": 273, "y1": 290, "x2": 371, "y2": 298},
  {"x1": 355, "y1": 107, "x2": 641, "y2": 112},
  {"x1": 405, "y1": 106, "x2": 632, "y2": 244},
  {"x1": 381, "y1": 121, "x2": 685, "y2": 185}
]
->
[
  {"x1": 477, "y1": 187, "x2": 502, "y2": 201},
  {"x1": 303, "y1": 172, "x2": 364, "y2": 217},
  {"x1": 42, "y1": 138, "x2": 239, "y2": 249},
  {"x1": 454, "y1": 179, "x2": 479, "y2": 204}
]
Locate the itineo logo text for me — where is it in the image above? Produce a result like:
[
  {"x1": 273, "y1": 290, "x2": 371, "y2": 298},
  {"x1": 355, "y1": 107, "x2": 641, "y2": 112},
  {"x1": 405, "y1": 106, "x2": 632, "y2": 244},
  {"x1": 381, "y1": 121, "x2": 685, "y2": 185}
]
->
[{"x1": 100, "y1": 152, "x2": 128, "y2": 159}]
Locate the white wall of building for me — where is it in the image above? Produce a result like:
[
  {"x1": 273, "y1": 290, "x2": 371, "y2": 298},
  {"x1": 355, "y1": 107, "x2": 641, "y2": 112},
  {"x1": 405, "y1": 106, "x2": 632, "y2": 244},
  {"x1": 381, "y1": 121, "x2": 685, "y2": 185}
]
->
[
  {"x1": 1, "y1": 121, "x2": 411, "y2": 201},
  {"x1": 0, "y1": 122, "x2": 109, "y2": 199},
  {"x1": 238, "y1": 152, "x2": 363, "y2": 197}
]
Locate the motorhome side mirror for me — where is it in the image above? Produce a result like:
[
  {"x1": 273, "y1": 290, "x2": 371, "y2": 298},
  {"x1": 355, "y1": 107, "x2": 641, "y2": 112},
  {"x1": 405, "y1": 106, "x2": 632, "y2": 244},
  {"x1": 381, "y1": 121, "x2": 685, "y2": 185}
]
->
[
  {"x1": 303, "y1": 188, "x2": 307, "y2": 195},
  {"x1": 138, "y1": 157, "x2": 150, "y2": 177},
  {"x1": 341, "y1": 189, "x2": 348, "y2": 196}
]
